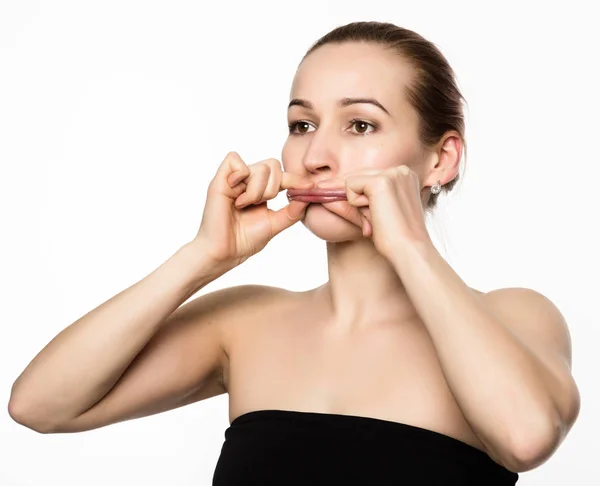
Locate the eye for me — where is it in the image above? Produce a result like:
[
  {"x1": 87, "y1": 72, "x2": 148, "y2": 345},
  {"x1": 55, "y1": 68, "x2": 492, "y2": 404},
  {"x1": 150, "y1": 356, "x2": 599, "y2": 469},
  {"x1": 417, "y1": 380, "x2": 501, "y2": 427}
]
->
[
  {"x1": 349, "y1": 119, "x2": 377, "y2": 135},
  {"x1": 288, "y1": 121, "x2": 316, "y2": 135}
]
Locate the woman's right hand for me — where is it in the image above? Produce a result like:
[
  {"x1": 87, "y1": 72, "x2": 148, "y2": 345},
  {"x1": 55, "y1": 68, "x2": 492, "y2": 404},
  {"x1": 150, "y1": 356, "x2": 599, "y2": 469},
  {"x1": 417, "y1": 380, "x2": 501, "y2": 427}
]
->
[{"x1": 192, "y1": 152, "x2": 315, "y2": 269}]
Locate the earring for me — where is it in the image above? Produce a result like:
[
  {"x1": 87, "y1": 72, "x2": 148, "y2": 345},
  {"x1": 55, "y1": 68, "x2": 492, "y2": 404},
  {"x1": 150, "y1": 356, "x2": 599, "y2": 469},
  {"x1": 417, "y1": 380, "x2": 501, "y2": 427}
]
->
[{"x1": 430, "y1": 180, "x2": 442, "y2": 195}]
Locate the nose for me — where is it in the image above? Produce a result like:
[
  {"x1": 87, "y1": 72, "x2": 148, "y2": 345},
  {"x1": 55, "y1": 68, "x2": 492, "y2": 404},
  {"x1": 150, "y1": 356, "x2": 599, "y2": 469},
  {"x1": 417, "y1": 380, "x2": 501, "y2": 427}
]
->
[{"x1": 300, "y1": 129, "x2": 339, "y2": 177}]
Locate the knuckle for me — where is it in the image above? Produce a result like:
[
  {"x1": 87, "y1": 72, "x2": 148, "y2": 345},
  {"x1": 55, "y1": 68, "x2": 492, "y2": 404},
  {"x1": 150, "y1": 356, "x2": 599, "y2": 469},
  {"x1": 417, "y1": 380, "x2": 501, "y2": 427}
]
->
[
  {"x1": 263, "y1": 191, "x2": 278, "y2": 202},
  {"x1": 248, "y1": 162, "x2": 269, "y2": 175},
  {"x1": 256, "y1": 163, "x2": 270, "y2": 174},
  {"x1": 225, "y1": 151, "x2": 241, "y2": 163},
  {"x1": 224, "y1": 151, "x2": 249, "y2": 173},
  {"x1": 264, "y1": 158, "x2": 282, "y2": 170},
  {"x1": 377, "y1": 176, "x2": 394, "y2": 189}
]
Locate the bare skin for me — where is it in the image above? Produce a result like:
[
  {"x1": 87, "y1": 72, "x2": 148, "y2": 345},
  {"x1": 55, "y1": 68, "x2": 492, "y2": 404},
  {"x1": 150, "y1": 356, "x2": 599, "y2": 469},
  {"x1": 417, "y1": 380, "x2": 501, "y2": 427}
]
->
[
  {"x1": 210, "y1": 33, "x2": 508, "y2": 451},
  {"x1": 219, "y1": 42, "x2": 490, "y2": 453},
  {"x1": 9, "y1": 29, "x2": 581, "y2": 476},
  {"x1": 9, "y1": 41, "x2": 495, "y2": 459},
  {"x1": 221, "y1": 284, "x2": 490, "y2": 455}
]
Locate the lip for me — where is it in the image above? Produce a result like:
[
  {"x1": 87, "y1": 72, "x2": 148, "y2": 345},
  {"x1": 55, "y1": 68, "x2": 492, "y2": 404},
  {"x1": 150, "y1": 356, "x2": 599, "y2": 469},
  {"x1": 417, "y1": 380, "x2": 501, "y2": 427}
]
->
[
  {"x1": 287, "y1": 195, "x2": 347, "y2": 203},
  {"x1": 286, "y1": 189, "x2": 346, "y2": 197},
  {"x1": 286, "y1": 188, "x2": 347, "y2": 203}
]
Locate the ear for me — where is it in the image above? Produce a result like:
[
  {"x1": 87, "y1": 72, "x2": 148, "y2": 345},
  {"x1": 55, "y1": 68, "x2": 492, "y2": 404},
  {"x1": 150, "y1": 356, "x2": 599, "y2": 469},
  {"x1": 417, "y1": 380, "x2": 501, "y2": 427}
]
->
[{"x1": 424, "y1": 131, "x2": 463, "y2": 187}]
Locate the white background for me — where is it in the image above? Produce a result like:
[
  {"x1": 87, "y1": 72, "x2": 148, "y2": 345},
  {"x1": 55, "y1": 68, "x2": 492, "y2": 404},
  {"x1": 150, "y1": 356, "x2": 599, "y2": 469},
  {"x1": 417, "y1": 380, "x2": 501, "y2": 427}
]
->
[{"x1": 1, "y1": 1, "x2": 598, "y2": 484}]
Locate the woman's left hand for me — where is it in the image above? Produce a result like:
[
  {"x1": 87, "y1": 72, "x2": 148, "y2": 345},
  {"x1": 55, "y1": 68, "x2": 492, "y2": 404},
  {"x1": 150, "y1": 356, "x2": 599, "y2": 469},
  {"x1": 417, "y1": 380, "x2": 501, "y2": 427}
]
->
[{"x1": 318, "y1": 165, "x2": 433, "y2": 260}]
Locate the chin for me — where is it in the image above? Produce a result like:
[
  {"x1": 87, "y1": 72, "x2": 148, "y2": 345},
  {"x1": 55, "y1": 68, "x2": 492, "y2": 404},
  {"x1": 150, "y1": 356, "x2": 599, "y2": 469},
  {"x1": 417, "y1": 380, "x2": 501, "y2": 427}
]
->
[{"x1": 300, "y1": 204, "x2": 363, "y2": 242}]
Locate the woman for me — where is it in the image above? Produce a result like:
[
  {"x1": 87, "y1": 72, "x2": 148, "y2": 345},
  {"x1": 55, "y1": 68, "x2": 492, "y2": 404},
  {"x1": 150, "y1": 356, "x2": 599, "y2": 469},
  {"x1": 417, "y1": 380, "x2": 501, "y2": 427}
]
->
[{"x1": 8, "y1": 21, "x2": 580, "y2": 485}]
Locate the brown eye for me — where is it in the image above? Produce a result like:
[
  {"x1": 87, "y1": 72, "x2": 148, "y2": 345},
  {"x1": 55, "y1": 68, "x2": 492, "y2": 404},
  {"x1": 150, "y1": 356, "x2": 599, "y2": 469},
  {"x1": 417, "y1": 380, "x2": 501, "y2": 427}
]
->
[
  {"x1": 297, "y1": 122, "x2": 310, "y2": 133},
  {"x1": 356, "y1": 121, "x2": 368, "y2": 133},
  {"x1": 289, "y1": 121, "x2": 316, "y2": 135},
  {"x1": 349, "y1": 119, "x2": 376, "y2": 135}
]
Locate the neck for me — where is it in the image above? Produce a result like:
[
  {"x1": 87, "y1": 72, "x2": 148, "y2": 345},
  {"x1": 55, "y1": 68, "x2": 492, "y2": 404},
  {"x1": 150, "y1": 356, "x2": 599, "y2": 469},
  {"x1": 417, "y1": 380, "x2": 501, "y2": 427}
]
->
[{"x1": 315, "y1": 238, "x2": 418, "y2": 332}]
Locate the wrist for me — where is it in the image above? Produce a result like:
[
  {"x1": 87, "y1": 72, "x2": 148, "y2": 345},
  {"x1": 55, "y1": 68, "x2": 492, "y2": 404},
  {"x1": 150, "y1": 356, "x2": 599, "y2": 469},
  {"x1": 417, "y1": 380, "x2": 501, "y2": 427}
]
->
[
  {"x1": 179, "y1": 239, "x2": 234, "y2": 280},
  {"x1": 388, "y1": 239, "x2": 437, "y2": 274}
]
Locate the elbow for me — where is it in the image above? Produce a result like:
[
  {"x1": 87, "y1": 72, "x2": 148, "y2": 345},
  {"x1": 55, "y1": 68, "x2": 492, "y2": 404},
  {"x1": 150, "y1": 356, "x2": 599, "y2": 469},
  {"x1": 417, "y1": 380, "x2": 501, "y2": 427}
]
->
[
  {"x1": 502, "y1": 437, "x2": 558, "y2": 473},
  {"x1": 8, "y1": 398, "x2": 57, "y2": 434},
  {"x1": 501, "y1": 411, "x2": 568, "y2": 473},
  {"x1": 498, "y1": 385, "x2": 581, "y2": 473}
]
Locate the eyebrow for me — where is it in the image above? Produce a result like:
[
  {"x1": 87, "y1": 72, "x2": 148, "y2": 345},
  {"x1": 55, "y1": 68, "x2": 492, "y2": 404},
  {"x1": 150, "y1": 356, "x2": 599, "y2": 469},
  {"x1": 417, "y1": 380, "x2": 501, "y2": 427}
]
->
[{"x1": 288, "y1": 97, "x2": 391, "y2": 116}]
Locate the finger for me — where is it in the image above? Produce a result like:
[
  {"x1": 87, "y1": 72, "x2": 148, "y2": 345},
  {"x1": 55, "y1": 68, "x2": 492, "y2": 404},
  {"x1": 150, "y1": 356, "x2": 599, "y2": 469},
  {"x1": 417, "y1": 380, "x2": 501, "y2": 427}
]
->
[
  {"x1": 207, "y1": 153, "x2": 250, "y2": 223},
  {"x1": 234, "y1": 163, "x2": 270, "y2": 208},
  {"x1": 357, "y1": 207, "x2": 373, "y2": 237},
  {"x1": 348, "y1": 194, "x2": 370, "y2": 207},
  {"x1": 262, "y1": 159, "x2": 284, "y2": 201},
  {"x1": 344, "y1": 175, "x2": 374, "y2": 205},
  {"x1": 318, "y1": 174, "x2": 371, "y2": 207},
  {"x1": 320, "y1": 201, "x2": 364, "y2": 228},
  {"x1": 280, "y1": 172, "x2": 315, "y2": 190},
  {"x1": 361, "y1": 214, "x2": 373, "y2": 237},
  {"x1": 227, "y1": 171, "x2": 248, "y2": 188},
  {"x1": 315, "y1": 169, "x2": 379, "y2": 190},
  {"x1": 228, "y1": 181, "x2": 247, "y2": 200},
  {"x1": 213, "y1": 152, "x2": 250, "y2": 193},
  {"x1": 358, "y1": 206, "x2": 371, "y2": 220},
  {"x1": 268, "y1": 200, "x2": 310, "y2": 236}
]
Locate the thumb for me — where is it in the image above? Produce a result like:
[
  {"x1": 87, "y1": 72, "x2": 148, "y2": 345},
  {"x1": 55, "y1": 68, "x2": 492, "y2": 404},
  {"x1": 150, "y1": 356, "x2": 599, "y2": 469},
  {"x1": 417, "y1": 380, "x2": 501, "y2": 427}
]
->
[{"x1": 268, "y1": 200, "x2": 309, "y2": 237}]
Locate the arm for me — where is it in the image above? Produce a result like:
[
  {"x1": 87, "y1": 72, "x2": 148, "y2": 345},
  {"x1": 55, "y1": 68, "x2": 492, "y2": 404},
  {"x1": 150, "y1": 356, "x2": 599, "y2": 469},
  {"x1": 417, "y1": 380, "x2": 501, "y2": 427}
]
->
[
  {"x1": 8, "y1": 241, "x2": 232, "y2": 433},
  {"x1": 390, "y1": 242, "x2": 580, "y2": 473}
]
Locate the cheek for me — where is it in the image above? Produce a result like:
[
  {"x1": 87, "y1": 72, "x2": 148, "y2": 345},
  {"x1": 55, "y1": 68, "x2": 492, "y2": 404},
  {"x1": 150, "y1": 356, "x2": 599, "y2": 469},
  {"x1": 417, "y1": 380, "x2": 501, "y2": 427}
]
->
[{"x1": 343, "y1": 142, "x2": 416, "y2": 171}]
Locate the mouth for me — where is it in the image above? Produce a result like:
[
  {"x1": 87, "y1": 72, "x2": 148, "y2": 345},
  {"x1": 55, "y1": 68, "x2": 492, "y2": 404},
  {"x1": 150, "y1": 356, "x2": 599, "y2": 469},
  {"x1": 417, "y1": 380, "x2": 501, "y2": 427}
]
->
[{"x1": 286, "y1": 188, "x2": 347, "y2": 203}]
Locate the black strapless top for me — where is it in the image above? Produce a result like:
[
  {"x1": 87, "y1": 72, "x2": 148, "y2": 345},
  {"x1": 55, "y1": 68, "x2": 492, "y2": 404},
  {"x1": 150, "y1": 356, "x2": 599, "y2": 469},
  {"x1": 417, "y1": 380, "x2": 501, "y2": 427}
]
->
[{"x1": 212, "y1": 409, "x2": 519, "y2": 485}]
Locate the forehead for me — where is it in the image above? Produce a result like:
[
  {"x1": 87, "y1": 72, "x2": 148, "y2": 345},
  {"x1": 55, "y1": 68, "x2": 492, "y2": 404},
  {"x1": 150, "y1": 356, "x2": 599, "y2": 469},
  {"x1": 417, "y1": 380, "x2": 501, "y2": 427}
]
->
[{"x1": 291, "y1": 42, "x2": 415, "y2": 113}]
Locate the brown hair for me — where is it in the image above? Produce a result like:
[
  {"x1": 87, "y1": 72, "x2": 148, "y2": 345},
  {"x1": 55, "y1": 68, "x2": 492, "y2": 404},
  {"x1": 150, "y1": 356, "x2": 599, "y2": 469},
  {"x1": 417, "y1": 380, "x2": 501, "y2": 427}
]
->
[{"x1": 303, "y1": 21, "x2": 468, "y2": 213}]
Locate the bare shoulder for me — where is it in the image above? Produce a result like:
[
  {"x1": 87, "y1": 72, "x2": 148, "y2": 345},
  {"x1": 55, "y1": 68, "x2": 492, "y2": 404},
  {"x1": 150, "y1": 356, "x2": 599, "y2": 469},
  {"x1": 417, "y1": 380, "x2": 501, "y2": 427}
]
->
[
  {"x1": 195, "y1": 282, "x2": 293, "y2": 328},
  {"x1": 480, "y1": 286, "x2": 571, "y2": 327},
  {"x1": 469, "y1": 287, "x2": 486, "y2": 297},
  {"x1": 479, "y1": 286, "x2": 575, "y2": 371},
  {"x1": 476, "y1": 286, "x2": 570, "y2": 340},
  {"x1": 202, "y1": 283, "x2": 299, "y2": 393},
  {"x1": 195, "y1": 283, "x2": 290, "y2": 312},
  {"x1": 480, "y1": 285, "x2": 557, "y2": 305},
  {"x1": 480, "y1": 286, "x2": 571, "y2": 340},
  {"x1": 206, "y1": 283, "x2": 298, "y2": 349},
  {"x1": 211, "y1": 283, "x2": 296, "y2": 314}
]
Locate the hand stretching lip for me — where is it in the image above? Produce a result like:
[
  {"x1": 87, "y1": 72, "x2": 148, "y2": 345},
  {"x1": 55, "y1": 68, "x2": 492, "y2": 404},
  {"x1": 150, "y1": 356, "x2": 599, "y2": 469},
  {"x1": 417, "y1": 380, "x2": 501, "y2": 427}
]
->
[{"x1": 286, "y1": 188, "x2": 347, "y2": 203}]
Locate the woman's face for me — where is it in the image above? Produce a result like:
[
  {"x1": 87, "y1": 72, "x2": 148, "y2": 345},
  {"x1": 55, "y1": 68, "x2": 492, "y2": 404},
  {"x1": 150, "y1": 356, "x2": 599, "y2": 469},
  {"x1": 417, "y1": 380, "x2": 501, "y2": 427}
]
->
[{"x1": 282, "y1": 42, "x2": 428, "y2": 242}]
